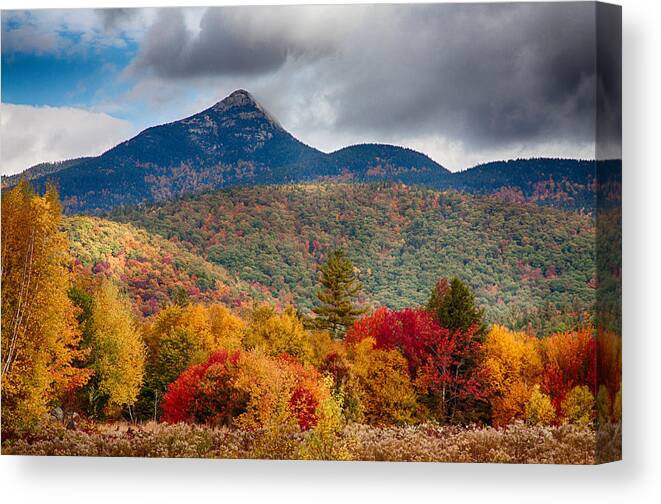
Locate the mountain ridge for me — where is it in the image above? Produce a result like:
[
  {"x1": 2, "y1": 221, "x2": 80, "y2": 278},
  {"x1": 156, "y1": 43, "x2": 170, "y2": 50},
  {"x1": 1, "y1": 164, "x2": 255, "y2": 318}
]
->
[{"x1": 4, "y1": 89, "x2": 619, "y2": 213}]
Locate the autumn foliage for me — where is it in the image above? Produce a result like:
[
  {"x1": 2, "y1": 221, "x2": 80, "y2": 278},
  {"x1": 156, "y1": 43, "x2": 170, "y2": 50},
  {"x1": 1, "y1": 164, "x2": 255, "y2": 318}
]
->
[
  {"x1": 347, "y1": 307, "x2": 486, "y2": 423},
  {"x1": 540, "y1": 327, "x2": 597, "y2": 414},
  {"x1": 480, "y1": 325, "x2": 619, "y2": 426},
  {"x1": 1, "y1": 182, "x2": 92, "y2": 432},
  {"x1": 161, "y1": 350, "x2": 338, "y2": 431},
  {"x1": 1, "y1": 181, "x2": 620, "y2": 457}
]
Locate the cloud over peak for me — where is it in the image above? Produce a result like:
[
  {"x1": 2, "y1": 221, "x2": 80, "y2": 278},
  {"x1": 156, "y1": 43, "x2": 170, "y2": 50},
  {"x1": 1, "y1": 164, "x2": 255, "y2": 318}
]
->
[{"x1": 2, "y1": 3, "x2": 621, "y2": 172}]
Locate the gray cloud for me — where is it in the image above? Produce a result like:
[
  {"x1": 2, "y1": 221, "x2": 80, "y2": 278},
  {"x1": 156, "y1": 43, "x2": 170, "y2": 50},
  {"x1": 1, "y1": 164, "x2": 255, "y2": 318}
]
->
[
  {"x1": 125, "y1": 3, "x2": 620, "y2": 166},
  {"x1": 324, "y1": 3, "x2": 599, "y2": 151},
  {"x1": 3, "y1": 3, "x2": 615, "y2": 171},
  {"x1": 129, "y1": 6, "x2": 345, "y2": 79},
  {"x1": 95, "y1": 8, "x2": 139, "y2": 33}
]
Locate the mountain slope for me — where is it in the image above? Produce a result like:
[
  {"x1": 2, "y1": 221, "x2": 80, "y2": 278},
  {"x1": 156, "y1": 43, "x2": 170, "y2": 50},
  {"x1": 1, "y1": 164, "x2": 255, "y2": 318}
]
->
[
  {"x1": 450, "y1": 158, "x2": 621, "y2": 211},
  {"x1": 64, "y1": 216, "x2": 272, "y2": 316},
  {"x1": 31, "y1": 90, "x2": 330, "y2": 212},
  {"x1": 328, "y1": 143, "x2": 451, "y2": 184},
  {"x1": 110, "y1": 182, "x2": 597, "y2": 330},
  {"x1": 17, "y1": 89, "x2": 617, "y2": 214},
  {"x1": 1, "y1": 157, "x2": 92, "y2": 188}
]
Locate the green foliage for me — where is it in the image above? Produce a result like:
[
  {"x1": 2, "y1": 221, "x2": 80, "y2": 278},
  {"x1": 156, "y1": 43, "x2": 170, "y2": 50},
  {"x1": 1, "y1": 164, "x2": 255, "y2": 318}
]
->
[
  {"x1": 64, "y1": 216, "x2": 270, "y2": 317},
  {"x1": 427, "y1": 277, "x2": 486, "y2": 338},
  {"x1": 112, "y1": 183, "x2": 596, "y2": 327},
  {"x1": 312, "y1": 249, "x2": 365, "y2": 338}
]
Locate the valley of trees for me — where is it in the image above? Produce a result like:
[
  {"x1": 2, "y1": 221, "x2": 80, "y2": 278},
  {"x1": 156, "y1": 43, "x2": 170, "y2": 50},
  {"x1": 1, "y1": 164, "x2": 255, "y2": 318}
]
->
[
  {"x1": 1, "y1": 181, "x2": 621, "y2": 463},
  {"x1": 111, "y1": 183, "x2": 597, "y2": 334}
]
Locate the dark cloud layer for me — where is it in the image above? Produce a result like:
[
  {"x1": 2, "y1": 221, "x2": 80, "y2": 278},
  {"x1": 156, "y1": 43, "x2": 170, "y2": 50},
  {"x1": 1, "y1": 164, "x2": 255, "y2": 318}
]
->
[
  {"x1": 128, "y1": 3, "x2": 620, "y2": 159},
  {"x1": 130, "y1": 7, "x2": 339, "y2": 78}
]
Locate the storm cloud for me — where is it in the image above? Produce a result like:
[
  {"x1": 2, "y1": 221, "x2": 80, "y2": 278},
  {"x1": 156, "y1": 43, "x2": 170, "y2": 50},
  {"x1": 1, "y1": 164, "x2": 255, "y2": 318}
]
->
[
  {"x1": 126, "y1": 3, "x2": 620, "y2": 167},
  {"x1": 129, "y1": 6, "x2": 350, "y2": 78},
  {"x1": 2, "y1": 3, "x2": 621, "y2": 171}
]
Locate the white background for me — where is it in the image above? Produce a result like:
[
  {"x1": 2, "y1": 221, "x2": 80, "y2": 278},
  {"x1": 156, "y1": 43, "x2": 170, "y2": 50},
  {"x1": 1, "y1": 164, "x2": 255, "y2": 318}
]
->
[{"x1": 1, "y1": 0, "x2": 659, "y2": 502}]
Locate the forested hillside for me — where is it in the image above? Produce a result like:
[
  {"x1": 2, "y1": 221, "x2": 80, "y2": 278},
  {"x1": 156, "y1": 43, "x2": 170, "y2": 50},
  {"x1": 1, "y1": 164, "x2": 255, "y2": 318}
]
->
[
  {"x1": 449, "y1": 158, "x2": 621, "y2": 211},
  {"x1": 1, "y1": 157, "x2": 93, "y2": 188},
  {"x1": 64, "y1": 216, "x2": 271, "y2": 316},
  {"x1": 111, "y1": 183, "x2": 596, "y2": 331}
]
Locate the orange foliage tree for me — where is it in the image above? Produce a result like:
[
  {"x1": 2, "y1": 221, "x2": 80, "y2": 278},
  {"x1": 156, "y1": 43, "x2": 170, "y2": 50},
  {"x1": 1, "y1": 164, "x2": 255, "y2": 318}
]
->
[
  {"x1": 1, "y1": 182, "x2": 91, "y2": 432},
  {"x1": 540, "y1": 327, "x2": 597, "y2": 414},
  {"x1": 481, "y1": 325, "x2": 543, "y2": 426}
]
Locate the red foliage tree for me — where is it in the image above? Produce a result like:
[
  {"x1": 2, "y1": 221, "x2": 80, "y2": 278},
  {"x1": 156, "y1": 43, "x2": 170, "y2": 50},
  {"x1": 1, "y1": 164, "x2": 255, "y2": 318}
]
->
[
  {"x1": 541, "y1": 328, "x2": 597, "y2": 413},
  {"x1": 289, "y1": 386, "x2": 318, "y2": 430},
  {"x1": 162, "y1": 351, "x2": 246, "y2": 425},
  {"x1": 347, "y1": 307, "x2": 486, "y2": 423},
  {"x1": 162, "y1": 351, "x2": 328, "y2": 430}
]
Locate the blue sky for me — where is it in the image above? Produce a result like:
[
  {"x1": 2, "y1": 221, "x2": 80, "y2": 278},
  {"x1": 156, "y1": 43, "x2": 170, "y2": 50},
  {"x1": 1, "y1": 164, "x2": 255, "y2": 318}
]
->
[
  {"x1": 2, "y1": 46, "x2": 136, "y2": 113},
  {"x1": 1, "y1": 5, "x2": 614, "y2": 175}
]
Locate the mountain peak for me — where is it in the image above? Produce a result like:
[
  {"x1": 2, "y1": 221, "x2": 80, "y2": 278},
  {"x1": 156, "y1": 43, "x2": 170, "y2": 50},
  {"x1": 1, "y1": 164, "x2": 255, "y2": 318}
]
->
[
  {"x1": 211, "y1": 89, "x2": 281, "y2": 128},
  {"x1": 223, "y1": 89, "x2": 257, "y2": 106}
]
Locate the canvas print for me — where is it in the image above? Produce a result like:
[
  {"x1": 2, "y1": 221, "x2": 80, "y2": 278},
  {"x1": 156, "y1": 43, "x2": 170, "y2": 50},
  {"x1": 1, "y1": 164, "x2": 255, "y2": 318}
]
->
[{"x1": 0, "y1": 2, "x2": 621, "y2": 463}]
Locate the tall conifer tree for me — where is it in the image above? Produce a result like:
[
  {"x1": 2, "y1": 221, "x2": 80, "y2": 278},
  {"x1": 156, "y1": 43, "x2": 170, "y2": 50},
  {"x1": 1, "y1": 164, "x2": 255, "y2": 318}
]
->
[
  {"x1": 427, "y1": 277, "x2": 487, "y2": 339},
  {"x1": 312, "y1": 249, "x2": 364, "y2": 338}
]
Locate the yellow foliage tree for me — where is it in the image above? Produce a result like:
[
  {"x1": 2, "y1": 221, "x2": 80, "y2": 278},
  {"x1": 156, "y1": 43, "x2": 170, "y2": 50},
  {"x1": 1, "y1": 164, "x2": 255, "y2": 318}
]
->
[
  {"x1": 232, "y1": 351, "x2": 299, "y2": 431},
  {"x1": 243, "y1": 305, "x2": 314, "y2": 363},
  {"x1": 87, "y1": 279, "x2": 146, "y2": 417},
  {"x1": 146, "y1": 303, "x2": 245, "y2": 358},
  {"x1": 524, "y1": 385, "x2": 556, "y2": 426},
  {"x1": 347, "y1": 338, "x2": 419, "y2": 425},
  {"x1": 481, "y1": 325, "x2": 543, "y2": 426},
  {"x1": 561, "y1": 385, "x2": 595, "y2": 426},
  {"x1": 613, "y1": 388, "x2": 622, "y2": 422},
  {"x1": 138, "y1": 302, "x2": 245, "y2": 421},
  {"x1": 144, "y1": 304, "x2": 212, "y2": 363},
  {"x1": 595, "y1": 385, "x2": 612, "y2": 426},
  {"x1": 1, "y1": 182, "x2": 91, "y2": 432},
  {"x1": 206, "y1": 303, "x2": 246, "y2": 351}
]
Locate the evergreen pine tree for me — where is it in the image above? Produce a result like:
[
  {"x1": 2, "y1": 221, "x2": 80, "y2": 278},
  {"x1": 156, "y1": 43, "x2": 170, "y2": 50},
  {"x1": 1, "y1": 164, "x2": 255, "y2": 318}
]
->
[
  {"x1": 427, "y1": 277, "x2": 487, "y2": 339},
  {"x1": 312, "y1": 249, "x2": 365, "y2": 338}
]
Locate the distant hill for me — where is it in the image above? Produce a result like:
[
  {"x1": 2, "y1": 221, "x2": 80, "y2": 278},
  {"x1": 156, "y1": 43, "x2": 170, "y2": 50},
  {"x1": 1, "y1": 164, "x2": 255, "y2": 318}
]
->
[
  {"x1": 110, "y1": 182, "x2": 597, "y2": 331},
  {"x1": 1, "y1": 157, "x2": 92, "y2": 188},
  {"x1": 10, "y1": 89, "x2": 617, "y2": 214},
  {"x1": 450, "y1": 158, "x2": 621, "y2": 211},
  {"x1": 64, "y1": 216, "x2": 272, "y2": 316},
  {"x1": 328, "y1": 143, "x2": 451, "y2": 185}
]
